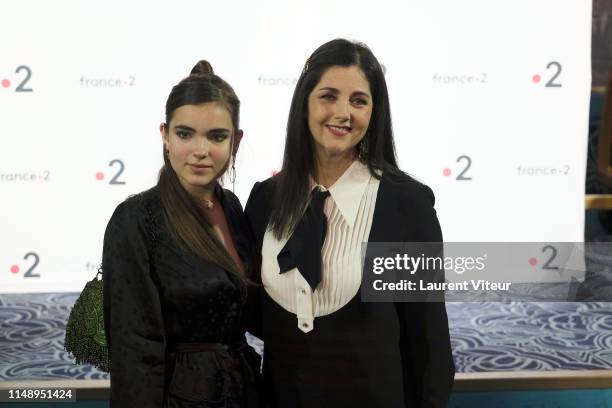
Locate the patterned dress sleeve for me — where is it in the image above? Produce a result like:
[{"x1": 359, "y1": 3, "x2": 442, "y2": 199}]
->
[{"x1": 102, "y1": 199, "x2": 166, "y2": 407}]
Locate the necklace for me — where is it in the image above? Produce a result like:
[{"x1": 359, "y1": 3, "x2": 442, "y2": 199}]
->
[{"x1": 202, "y1": 199, "x2": 214, "y2": 209}]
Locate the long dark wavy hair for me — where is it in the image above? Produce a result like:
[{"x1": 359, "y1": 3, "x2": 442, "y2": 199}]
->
[
  {"x1": 158, "y1": 60, "x2": 249, "y2": 286},
  {"x1": 268, "y1": 38, "x2": 404, "y2": 239}
]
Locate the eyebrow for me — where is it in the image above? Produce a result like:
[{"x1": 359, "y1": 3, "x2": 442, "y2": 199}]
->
[
  {"x1": 317, "y1": 87, "x2": 371, "y2": 98},
  {"x1": 174, "y1": 125, "x2": 196, "y2": 132},
  {"x1": 174, "y1": 125, "x2": 231, "y2": 134},
  {"x1": 208, "y1": 128, "x2": 231, "y2": 134}
]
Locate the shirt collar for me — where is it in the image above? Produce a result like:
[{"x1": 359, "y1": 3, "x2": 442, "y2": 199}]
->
[{"x1": 310, "y1": 161, "x2": 372, "y2": 229}]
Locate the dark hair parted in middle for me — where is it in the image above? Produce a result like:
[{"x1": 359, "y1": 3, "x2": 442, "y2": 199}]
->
[
  {"x1": 158, "y1": 60, "x2": 249, "y2": 287},
  {"x1": 268, "y1": 38, "x2": 404, "y2": 239},
  {"x1": 165, "y1": 60, "x2": 240, "y2": 130}
]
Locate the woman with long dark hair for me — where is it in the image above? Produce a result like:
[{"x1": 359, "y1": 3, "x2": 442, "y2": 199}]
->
[
  {"x1": 102, "y1": 61, "x2": 260, "y2": 407},
  {"x1": 245, "y1": 39, "x2": 455, "y2": 407}
]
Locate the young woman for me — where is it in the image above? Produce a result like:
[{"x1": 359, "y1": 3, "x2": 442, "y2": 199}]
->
[
  {"x1": 245, "y1": 39, "x2": 455, "y2": 407},
  {"x1": 103, "y1": 61, "x2": 260, "y2": 408}
]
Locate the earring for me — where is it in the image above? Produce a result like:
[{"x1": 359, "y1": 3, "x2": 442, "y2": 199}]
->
[
  {"x1": 164, "y1": 146, "x2": 169, "y2": 156},
  {"x1": 229, "y1": 155, "x2": 237, "y2": 188},
  {"x1": 358, "y1": 137, "x2": 369, "y2": 162}
]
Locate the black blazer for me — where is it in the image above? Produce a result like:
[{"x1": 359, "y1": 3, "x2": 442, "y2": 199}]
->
[{"x1": 245, "y1": 171, "x2": 455, "y2": 408}]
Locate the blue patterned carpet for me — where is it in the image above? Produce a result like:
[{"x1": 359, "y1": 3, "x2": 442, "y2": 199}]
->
[
  {"x1": 1, "y1": 293, "x2": 612, "y2": 380},
  {"x1": 0, "y1": 293, "x2": 106, "y2": 380}
]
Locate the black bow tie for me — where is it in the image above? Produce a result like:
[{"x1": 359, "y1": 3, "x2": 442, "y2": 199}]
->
[{"x1": 277, "y1": 188, "x2": 331, "y2": 290}]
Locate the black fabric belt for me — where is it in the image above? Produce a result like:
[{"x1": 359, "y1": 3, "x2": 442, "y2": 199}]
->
[{"x1": 175, "y1": 342, "x2": 229, "y2": 353}]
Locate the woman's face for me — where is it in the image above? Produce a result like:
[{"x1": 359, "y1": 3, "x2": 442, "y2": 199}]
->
[
  {"x1": 307, "y1": 65, "x2": 373, "y2": 160},
  {"x1": 161, "y1": 103, "x2": 235, "y2": 197}
]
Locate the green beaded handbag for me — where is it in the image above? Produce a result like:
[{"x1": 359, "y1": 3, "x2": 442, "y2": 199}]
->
[{"x1": 64, "y1": 269, "x2": 109, "y2": 372}]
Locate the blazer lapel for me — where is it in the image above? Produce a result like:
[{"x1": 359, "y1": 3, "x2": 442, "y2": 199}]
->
[{"x1": 367, "y1": 175, "x2": 405, "y2": 243}]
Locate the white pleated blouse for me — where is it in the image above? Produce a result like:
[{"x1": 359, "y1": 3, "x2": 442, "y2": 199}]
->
[{"x1": 261, "y1": 161, "x2": 380, "y2": 332}]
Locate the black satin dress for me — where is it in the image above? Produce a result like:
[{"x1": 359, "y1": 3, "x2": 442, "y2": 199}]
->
[{"x1": 102, "y1": 186, "x2": 261, "y2": 408}]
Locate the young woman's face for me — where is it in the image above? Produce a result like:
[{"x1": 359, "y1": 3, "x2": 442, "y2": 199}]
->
[
  {"x1": 307, "y1": 65, "x2": 373, "y2": 160},
  {"x1": 162, "y1": 103, "x2": 234, "y2": 196}
]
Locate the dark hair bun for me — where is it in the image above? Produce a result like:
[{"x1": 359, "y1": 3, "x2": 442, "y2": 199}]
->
[{"x1": 191, "y1": 60, "x2": 214, "y2": 76}]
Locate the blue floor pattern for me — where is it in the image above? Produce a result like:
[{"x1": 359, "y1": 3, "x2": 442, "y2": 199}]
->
[{"x1": 1, "y1": 293, "x2": 612, "y2": 380}]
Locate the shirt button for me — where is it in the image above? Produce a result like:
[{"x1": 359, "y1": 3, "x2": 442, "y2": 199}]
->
[
  {"x1": 302, "y1": 322, "x2": 309, "y2": 328},
  {"x1": 300, "y1": 289, "x2": 307, "y2": 295}
]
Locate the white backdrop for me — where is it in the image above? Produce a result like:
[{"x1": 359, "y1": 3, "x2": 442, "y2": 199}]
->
[{"x1": 0, "y1": 0, "x2": 591, "y2": 293}]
